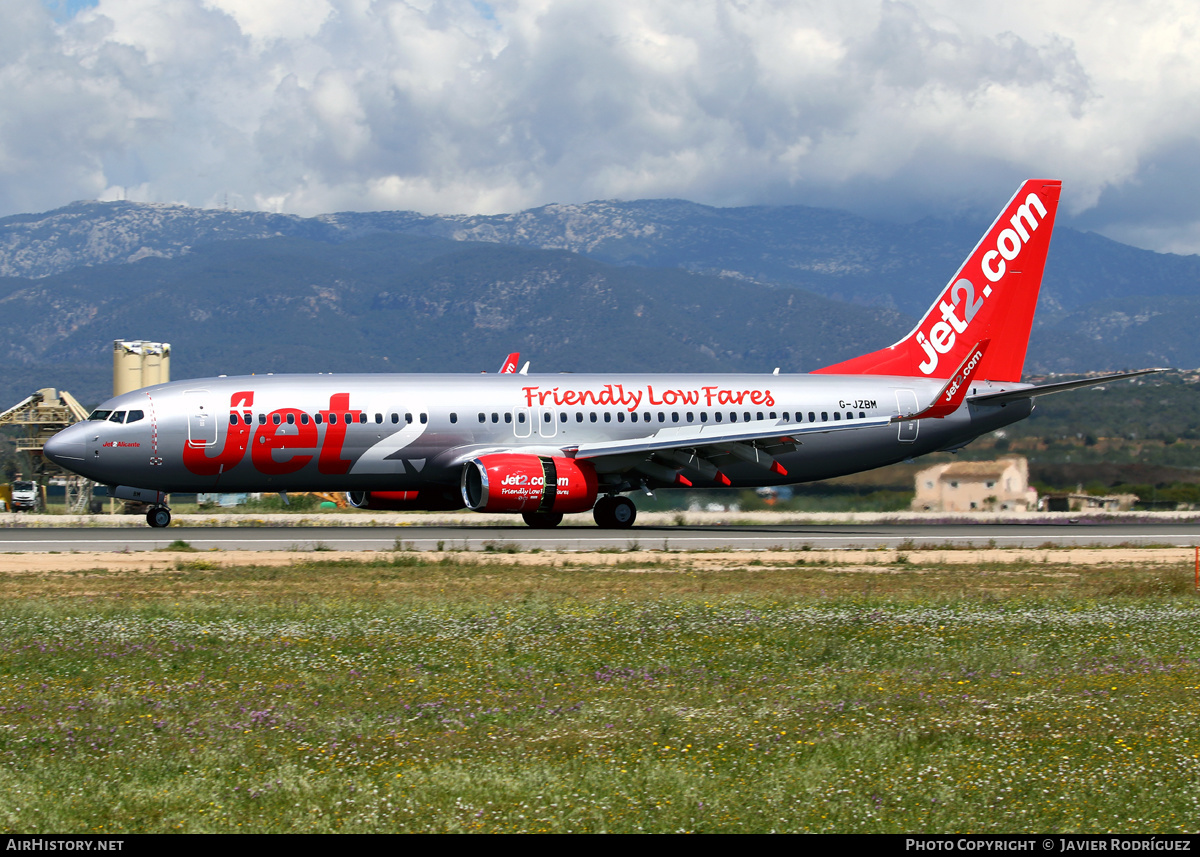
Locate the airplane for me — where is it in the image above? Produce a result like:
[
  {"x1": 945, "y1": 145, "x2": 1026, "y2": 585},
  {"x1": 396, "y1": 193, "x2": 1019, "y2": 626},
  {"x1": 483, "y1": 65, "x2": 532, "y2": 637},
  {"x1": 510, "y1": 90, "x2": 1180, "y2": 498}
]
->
[{"x1": 43, "y1": 179, "x2": 1156, "y2": 530}]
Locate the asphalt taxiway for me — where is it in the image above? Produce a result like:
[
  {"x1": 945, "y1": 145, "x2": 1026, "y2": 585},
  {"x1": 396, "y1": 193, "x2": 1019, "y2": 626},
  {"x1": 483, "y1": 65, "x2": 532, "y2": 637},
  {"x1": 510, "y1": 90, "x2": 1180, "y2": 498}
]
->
[{"x1": 4, "y1": 521, "x2": 1200, "y2": 553}]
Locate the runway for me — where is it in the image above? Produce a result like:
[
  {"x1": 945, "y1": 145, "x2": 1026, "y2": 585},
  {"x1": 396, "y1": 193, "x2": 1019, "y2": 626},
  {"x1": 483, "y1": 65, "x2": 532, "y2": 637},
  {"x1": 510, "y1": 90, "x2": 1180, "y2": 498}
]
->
[{"x1": 4, "y1": 521, "x2": 1200, "y2": 552}]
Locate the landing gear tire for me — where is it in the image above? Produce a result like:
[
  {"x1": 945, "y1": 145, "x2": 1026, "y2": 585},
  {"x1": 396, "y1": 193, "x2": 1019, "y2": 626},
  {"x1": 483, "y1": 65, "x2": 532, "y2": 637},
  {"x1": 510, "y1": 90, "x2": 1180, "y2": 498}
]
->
[
  {"x1": 522, "y1": 511, "x2": 563, "y2": 529},
  {"x1": 146, "y1": 507, "x2": 171, "y2": 528},
  {"x1": 593, "y1": 495, "x2": 636, "y2": 529}
]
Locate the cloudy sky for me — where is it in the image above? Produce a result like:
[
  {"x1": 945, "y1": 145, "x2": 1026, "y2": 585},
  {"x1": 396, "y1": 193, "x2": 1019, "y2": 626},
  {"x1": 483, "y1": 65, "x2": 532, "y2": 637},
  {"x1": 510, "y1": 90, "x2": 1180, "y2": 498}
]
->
[{"x1": 5, "y1": 0, "x2": 1200, "y2": 252}]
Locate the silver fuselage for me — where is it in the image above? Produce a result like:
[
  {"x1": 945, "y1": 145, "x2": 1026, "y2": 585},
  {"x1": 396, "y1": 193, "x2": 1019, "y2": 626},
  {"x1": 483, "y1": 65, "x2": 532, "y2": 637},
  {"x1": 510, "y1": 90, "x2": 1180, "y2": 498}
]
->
[{"x1": 44, "y1": 371, "x2": 1032, "y2": 497}]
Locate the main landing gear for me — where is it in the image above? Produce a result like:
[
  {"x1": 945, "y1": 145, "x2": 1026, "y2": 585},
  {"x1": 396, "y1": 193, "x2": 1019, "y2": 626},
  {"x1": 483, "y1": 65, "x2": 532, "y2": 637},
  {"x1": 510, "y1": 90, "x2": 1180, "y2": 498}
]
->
[
  {"x1": 593, "y1": 495, "x2": 636, "y2": 529},
  {"x1": 518, "y1": 496, "x2": 638, "y2": 529},
  {"x1": 146, "y1": 506, "x2": 172, "y2": 528}
]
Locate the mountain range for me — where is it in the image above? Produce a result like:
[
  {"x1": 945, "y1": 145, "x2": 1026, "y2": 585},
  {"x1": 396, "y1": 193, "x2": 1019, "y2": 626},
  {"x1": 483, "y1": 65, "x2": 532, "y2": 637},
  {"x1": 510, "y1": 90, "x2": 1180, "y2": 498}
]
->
[{"x1": 0, "y1": 197, "x2": 1197, "y2": 407}]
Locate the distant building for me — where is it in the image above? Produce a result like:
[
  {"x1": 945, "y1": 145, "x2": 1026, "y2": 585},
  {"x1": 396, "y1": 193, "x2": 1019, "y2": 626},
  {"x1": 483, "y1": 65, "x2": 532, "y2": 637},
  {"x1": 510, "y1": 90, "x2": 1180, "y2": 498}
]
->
[
  {"x1": 1039, "y1": 493, "x2": 1139, "y2": 512},
  {"x1": 912, "y1": 456, "x2": 1037, "y2": 512}
]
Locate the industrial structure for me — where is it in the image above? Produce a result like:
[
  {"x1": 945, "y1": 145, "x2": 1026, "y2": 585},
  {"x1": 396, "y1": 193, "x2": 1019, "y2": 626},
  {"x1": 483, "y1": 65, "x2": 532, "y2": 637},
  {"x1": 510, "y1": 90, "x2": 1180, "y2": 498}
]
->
[
  {"x1": 0, "y1": 388, "x2": 91, "y2": 512},
  {"x1": 114, "y1": 340, "x2": 171, "y2": 395}
]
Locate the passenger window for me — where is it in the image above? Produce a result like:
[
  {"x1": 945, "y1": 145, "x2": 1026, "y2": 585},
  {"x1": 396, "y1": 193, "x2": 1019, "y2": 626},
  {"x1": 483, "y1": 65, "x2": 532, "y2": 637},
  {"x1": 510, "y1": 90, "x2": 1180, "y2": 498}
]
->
[
  {"x1": 242, "y1": 413, "x2": 251, "y2": 426},
  {"x1": 686, "y1": 412, "x2": 694, "y2": 422},
  {"x1": 859, "y1": 411, "x2": 866, "y2": 419},
  {"x1": 491, "y1": 413, "x2": 499, "y2": 423},
  {"x1": 450, "y1": 413, "x2": 458, "y2": 424},
  {"x1": 391, "y1": 413, "x2": 399, "y2": 424},
  {"x1": 744, "y1": 412, "x2": 752, "y2": 422},
  {"x1": 375, "y1": 413, "x2": 383, "y2": 424},
  {"x1": 715, "y1": 413, "x2": 722, "y2": 423},
  {"x1": 781, "y1": 413, "x2": 789, "y2": 422},
  {"x1": 658, "y1": 412, "x2": 665, "y2": 423},
  {"x1": 808, "y1": 412, "x2": 816, "y2": 422},
  {"x1": 631, "y1": 412, "x2": 638, "y2": 423},
  {"x1": 589, "y1": 413, "x2": 597, "y2": 422},
  {"x1": 756, "y1": 412, "x2": 763, "y2": 420},
  {"x1": 286, "y1": 413, "x2": 295, "y2": 425},
  {"x1": 821, "y1": 412, "x2": 828, "y2": 421},
  {"x1": 700, "y1": 412, "x2": 708, "y2": 423},
  {"x1": 846, "y1": 411, "x2": 852, "y2": 420},
  {"x1": 272, "y1": 414, "x2": 281, "y2": 425},
  {"x1": 769, "y1": 412, "x2": 776, "y2": 420},
  {"x1": 358, "y1": 413, "x2": 367, "y2": 424},
  {"x1": 833, "y1": 412, "x2": 841, "y2": 421},
  {"x1": 672, "y1": 412, "x2": 679, "y2": 423},
  {"x1": 543, "y1": 412, "x2": 551, "y2": 423},
  {"x1": 578, "y1": 413, "x2": 585, "y2": 423},
  {"x1": 478, "y1": 413, "x2": 486, "y2": 423},
  {"x1": 229, "y1": 414, "x2": 238, "y2": 426},
  {"x1": 642, "y1": 412, "x2": 649, "y2": 422},
  {"x1": 315, "y1": 413, "x2": 323, "y2": 425},
  {"x1": 560, "y1": 412, "x2": 567, "y2": 423},
  {"x1": 301, "y1": 414, "x2": 310, "y2": 425},
  {"x1": 518, "y1": 412, "x2": 526, "y2": 424},
  {"x1": 420, "y1": 413, "x2": 427, "y2": 424},
  {"x1": 259, "y1": 414, "x2": 267, "y2": 425},
  {"x1": 504, "y1": 413, "x2": 511, "y2": 424},
  {"x1": 730, "y1": 412, "x2": 738, "y2": 423}
]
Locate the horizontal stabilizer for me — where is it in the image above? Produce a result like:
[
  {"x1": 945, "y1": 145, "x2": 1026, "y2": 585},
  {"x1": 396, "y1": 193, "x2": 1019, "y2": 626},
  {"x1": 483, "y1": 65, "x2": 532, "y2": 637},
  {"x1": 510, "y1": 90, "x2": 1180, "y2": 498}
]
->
[{"x1": 968, "y1": 368, "x2": 1165, "y2": 405}]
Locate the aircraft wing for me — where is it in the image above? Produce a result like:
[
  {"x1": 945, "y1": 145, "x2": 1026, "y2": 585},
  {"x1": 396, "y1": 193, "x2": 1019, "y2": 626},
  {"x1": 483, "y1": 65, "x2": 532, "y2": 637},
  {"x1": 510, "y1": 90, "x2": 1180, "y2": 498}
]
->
[
  {"x1": 565, "y1": 416, "x2": 893, "y2": 485},
  {"x1": 564, "y1": 416, "x2": 893, "y2": 460},
  {"x1": 968, "y1": 368, "x2": 1165, "y2": 406}
]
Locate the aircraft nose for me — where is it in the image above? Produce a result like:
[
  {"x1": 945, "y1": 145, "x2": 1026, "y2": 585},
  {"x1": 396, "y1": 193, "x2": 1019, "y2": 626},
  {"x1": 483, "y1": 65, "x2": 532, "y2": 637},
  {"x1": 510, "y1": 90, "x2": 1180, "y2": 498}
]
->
[{"x1": 44, "y1": 426, "x2": 86, "y2": 467}]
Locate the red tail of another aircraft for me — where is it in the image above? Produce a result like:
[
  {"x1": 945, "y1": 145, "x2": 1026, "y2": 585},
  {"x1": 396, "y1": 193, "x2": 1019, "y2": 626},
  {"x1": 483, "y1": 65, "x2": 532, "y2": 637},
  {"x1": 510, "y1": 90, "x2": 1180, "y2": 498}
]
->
[{"x1": 814, "y1": 179, "x2": 1062, "y2": 383}]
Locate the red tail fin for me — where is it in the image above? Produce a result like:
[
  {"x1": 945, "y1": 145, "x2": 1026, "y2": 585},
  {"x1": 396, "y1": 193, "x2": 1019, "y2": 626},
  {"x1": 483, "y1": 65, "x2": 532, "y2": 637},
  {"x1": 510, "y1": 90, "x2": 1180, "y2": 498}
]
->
[
  {"x1": 499, "y1": 353, "x2": 520, "y2": 374},
  {"x1": 814, "y1": 179, "x2": 1061, "y2": 382}
]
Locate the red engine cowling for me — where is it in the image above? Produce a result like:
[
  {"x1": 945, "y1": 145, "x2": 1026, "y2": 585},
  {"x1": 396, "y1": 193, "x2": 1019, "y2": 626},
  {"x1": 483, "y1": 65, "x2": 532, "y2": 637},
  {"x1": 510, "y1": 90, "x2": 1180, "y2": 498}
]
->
[
  {"x1": 461, "y1": 454, "x2": 598, "y2": 514},
  {"x1": 346, "y1": 490, "x2": 465, "y2": 511}
]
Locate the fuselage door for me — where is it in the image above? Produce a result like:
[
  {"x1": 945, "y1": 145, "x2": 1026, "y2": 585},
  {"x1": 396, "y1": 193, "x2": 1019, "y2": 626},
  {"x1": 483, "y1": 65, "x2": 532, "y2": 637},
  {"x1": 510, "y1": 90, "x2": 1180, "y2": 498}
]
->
[
  {"x1": 185, "y1": 389, "x2": 217, "y2": 448},
  {"x1": 896, "y1": 389, "x2": 919, "y2": 443}
]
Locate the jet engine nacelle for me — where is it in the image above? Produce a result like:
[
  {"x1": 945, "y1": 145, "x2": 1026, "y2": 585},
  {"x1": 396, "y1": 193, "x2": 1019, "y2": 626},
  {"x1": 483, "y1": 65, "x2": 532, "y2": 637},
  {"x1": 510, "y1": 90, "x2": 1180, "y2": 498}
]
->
[
  {"x1": 461, "y1": 454, "x2": 598, "y2": 514},
  {"x1": 346, "y1": 490, "x2": 462, "y2": 511}
]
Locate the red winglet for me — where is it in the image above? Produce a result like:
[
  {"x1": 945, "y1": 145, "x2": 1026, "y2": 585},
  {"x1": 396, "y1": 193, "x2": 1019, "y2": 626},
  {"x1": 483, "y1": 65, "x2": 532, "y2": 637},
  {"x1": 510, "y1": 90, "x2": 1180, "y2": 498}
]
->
[{"x1": 900, "y1": 340, "x2": 990, "y2": 421}]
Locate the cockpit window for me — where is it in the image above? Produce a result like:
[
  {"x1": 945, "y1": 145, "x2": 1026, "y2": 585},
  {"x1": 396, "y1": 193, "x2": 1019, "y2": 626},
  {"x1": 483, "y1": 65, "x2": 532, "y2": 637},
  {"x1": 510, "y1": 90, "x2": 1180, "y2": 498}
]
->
[
  {"x1": 126, "y1": 410, "x2": 144, "y2": 423},
  {"x1": 108, "y1": 411, "x2": 126, "y2": 424},
  {"x1": 89, "y1": 410, "x2": 113, "y2": 421}
]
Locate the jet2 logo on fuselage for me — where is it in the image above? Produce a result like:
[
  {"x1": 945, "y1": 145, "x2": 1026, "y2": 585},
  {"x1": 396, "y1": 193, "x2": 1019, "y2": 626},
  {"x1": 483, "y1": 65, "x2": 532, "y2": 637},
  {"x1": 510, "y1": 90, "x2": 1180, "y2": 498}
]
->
[{"x1": 916, "y1": 192, "x2": 1048, "y2": 375}]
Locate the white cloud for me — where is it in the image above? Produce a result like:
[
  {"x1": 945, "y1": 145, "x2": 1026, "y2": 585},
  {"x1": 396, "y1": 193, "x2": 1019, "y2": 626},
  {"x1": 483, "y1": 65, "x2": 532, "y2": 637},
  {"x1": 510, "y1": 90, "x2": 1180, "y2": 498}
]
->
[{"x1": 6, "y1": 0, "x2": 1200, "y2": 251}]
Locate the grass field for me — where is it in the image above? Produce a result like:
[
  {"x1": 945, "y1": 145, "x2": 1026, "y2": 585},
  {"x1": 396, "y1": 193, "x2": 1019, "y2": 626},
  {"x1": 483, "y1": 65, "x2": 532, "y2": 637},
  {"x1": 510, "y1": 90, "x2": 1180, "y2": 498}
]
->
[{"x1": 1, "y1": 548, "x2": 1198, "y2": 833}]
